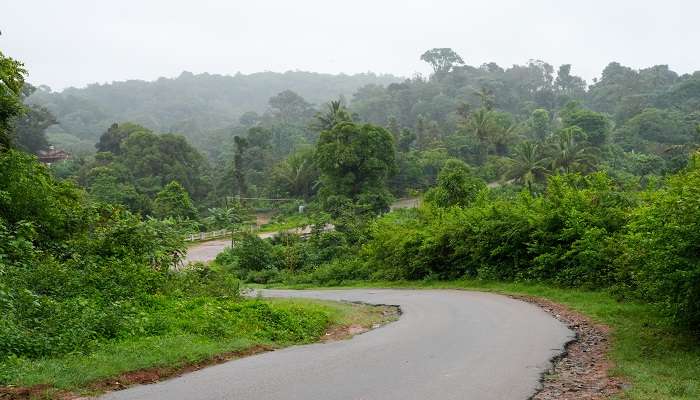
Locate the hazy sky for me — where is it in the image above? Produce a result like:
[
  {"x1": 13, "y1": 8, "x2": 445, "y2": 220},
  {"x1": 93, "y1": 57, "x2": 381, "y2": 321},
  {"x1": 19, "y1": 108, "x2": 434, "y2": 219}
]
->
[{"x1": 4, "y1": 0, "x2": 698, "y2": 90}]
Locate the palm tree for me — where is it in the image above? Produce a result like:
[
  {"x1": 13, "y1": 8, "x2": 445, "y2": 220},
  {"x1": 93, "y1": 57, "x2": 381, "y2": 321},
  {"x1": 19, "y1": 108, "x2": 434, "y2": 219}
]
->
[
  {"x1": 491, "y1": 122, "x2": 520, "y2": 156},
  {"x1": 474, "y1": 87, "x2": 496, "y2": 110},
  {"x1": 313, "y1": 100, "x2": 352, "y2": 131},
  {"x1": 549, "y1": 128, "x2": 599, "y2": 174},
  {"x1": 272, "y1": 150, "x2": 319, "y2": 199},
  {"x1": 462, "y1": 108, "x2": 498, "y2": 164},
  {"x1": 506, "y1": 141, "x2": 549, "y2": 194}
]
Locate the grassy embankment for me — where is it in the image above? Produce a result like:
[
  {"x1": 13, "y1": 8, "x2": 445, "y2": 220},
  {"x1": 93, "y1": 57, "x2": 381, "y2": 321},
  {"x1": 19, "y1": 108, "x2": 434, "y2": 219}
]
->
[
  {"x1": 0, "y1": 298, "x2": 393, "y2": 397},
  {"x1": 261, "y1": 280, "x2": 700, "y2": 400}
]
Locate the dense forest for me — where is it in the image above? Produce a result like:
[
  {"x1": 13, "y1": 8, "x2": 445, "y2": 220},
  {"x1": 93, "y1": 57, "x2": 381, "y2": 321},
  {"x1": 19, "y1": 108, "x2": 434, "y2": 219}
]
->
[
  {"x1": 26, "y1": 71, "x2": 400, "y2": 153},
  {"x1": 19, "y1": 49, "x2": 700, "y2": 221},
  {"x1": 2, "y1": 45, "x2": 700, "y2": 397}
]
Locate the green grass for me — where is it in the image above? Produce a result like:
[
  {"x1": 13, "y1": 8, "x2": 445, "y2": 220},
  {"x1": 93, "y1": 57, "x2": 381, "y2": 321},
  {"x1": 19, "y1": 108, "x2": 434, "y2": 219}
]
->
[
  {"x1": 0, "y1": 298, "x2": 390, "y2": 397},
  {"x1": 260, "y1": 280, "x2": 700, "y2": 400},
  {"x1": 258, "y1": 214, "x2": 312, "y2": 233}
]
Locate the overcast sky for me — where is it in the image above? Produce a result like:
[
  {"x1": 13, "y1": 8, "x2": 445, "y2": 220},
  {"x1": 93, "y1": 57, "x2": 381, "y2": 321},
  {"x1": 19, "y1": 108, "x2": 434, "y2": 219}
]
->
[{"x1": 3, "y1": 0, "x2": 698, "y2": 90}]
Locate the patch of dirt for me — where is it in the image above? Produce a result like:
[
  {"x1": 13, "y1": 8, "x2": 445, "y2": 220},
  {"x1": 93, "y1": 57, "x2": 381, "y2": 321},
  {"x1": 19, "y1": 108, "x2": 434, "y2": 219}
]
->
[
  {"x1": 0, "y1": 384, "x2": 50, "y2": 400},
  {"x1": 323, "y1": 304, "x2": 400, "y2": 342},
  {"x1": 322, "y1": 324, "x2": 369, "y2": 341},
  {"x1": 510, "y1": 295, "x2": 624, "y2": 400}
]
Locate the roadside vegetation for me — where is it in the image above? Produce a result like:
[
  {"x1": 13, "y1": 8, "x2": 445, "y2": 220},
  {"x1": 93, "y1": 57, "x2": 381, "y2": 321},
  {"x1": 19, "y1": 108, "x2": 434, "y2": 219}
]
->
[
  {"x1": 0, "y1": 52, "x2": 390, "y2": 397},
  {"x1": 5, "y1": 43, "x2": 700, "y2": 399},
  {"x1": 1, "y1": 296, "x2": 390, "y2": 395}
]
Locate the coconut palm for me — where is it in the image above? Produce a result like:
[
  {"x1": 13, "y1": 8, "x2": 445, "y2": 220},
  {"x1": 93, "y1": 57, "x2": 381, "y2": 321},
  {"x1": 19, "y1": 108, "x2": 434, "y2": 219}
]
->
[
  {"x1": 505, "y1": 141, "x2": 549, "y2": 194},
  {"x1": 313, "y1": 100, "x2": 352, "y2": 131},
  {"x1": 549, "y1": 127, "x2": 599, "y2": 174},
  {"x1": 462, "y1": 107, "x2": 498, "y2": 164},
  {"x1": 271, "y1": 149, "x2": 319, "y2": 199},
  {"x1": 491, "y1": 122, "x2": 521, "y2": 156}
]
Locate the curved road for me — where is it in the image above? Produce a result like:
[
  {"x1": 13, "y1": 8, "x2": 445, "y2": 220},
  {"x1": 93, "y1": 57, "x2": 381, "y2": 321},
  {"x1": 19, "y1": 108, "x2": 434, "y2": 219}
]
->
[
  {"x1": 185, "y1": 198, "x2": 421, "y2": 264},
  {"x1": 101, "y1": 289, "x2": 573, "y2": 400}
]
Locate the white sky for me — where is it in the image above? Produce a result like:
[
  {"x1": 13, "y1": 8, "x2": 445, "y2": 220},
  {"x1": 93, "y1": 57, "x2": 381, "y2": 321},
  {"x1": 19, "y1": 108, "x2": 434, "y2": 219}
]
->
[{"x1": 3, "y1": 0, "x2": 699, "y2": 90}]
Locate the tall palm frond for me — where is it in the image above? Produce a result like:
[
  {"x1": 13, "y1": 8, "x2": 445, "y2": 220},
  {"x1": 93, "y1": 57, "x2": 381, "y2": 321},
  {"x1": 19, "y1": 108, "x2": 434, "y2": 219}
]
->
[
  {"x1": 506, "y1": 141, "x2": 549, "y2": 193},
  {"x1": 549, "y1": 128, "x2": 599, "y2": 174}
]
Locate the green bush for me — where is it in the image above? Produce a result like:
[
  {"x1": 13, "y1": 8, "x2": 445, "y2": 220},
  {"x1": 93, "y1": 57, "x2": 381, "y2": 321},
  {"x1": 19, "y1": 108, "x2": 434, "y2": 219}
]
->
[
  {"x1": 0, "y1": 151, "x2": 243, "y2": 360},
  {"x1": 345, "y1": 165, "x2": 700, "y2": 333},
  {"x1": 216, "y1": 232, "x2": 281, "y2": 274},
  {"x1": 621, "y1": 162, "x2": 700, "y2": 330}
]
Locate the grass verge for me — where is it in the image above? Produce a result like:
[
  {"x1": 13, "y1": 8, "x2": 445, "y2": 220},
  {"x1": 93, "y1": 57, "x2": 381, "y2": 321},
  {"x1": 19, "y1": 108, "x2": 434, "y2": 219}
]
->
[
  {"x1": 0, "y1": 298, "x2": 393, "y2": 399},
  {"x1": 260, "y1": 280, "x2": 700, "y2": 400},
  {"x1": 258, "y1": 214, "x2": 312, "y2": 233}
]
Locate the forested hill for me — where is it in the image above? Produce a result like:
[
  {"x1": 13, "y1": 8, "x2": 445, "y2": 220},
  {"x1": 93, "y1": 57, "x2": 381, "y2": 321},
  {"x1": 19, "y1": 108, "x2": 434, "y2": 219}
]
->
[{"x1": 27, "y1": 70, "x2": 401, "y2": 145}]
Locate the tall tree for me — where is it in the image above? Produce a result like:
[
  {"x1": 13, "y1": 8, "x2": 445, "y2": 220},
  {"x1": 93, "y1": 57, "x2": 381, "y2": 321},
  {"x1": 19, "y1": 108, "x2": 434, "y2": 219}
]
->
[
  {"x1": 420, "y1": 48, "x2": 465, "y2": 76},
  {"x1": 11, "y1": 84, "x2": 55, "y2": 154},
  {"x1": 560, "y1": 102, "x2": 612, "y2": 147},
  {"x1": 232, "y1": 135, "x2": 249, "y2": 198},
  {"x1": 461, "y1": 108, "x2": 497, "y2": 165},
  {"x1": 312, "y1": 100, "x2": 352, "y2": 131},
  {"x1": 528, "y1": 109, "x2": 551, "y2": 142},
  {"x1": 555, "y1": 64, "x2": 586, "y2": 98},
  {"x1": 505, "y1": 141, "x2": 549, "y2": 194},
  {"x1": 0, "y1": 51, "x2": 27, "y2": 151},
  {"x1": 152, "y1": 181, "x2": 198, "y2": 220},
  {"x1": 96, "y1": 122, "x2": 148, "y2": 154},
  {"x1": 268, "y1": 90, "x2": 313, "y2": 124},
  {"x1": 271, "y1": 148, "x2": 319, "y2": 199},
  {"x1": 315, "y1": 121, "x2": 396, "y2": 215},
  {"x1": 549, "y1": 128, "x2": 598, "y2": 174}
]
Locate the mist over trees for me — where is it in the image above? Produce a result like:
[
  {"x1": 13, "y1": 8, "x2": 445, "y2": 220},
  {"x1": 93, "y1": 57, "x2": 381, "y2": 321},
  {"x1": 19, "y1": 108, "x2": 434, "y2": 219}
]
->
[{"x1": 25, "y1": 71, "x2": 400, "y2": 151}]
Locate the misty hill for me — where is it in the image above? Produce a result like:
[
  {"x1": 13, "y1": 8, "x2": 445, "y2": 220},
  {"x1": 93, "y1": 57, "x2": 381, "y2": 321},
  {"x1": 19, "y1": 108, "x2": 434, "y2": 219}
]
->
[{"x1": 28, "y1": 70, "x2": 401, "y2": 150}]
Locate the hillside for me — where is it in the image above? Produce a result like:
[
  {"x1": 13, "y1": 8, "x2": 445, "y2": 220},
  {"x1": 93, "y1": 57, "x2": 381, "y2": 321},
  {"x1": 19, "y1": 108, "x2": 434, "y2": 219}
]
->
[{"x1": 28, "y1": 70, "x2": 401, "y2": 151}]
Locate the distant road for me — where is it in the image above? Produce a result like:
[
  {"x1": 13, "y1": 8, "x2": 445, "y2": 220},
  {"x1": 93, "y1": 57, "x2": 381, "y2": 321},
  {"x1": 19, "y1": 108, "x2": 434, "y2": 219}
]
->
[
  {"x1": 185, "y1": 198, "x2": 421, "y2": 264},
  {"x1": 183, "y1": 238, "x2": 232, "y2": 264},
  {"x1": 101, "y1": 289, "x2": 573, "y2": 400}
]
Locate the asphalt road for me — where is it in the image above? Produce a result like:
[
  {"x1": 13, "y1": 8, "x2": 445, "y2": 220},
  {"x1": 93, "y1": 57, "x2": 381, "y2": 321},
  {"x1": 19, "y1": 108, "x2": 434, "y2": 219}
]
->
[
  {"x1": 185, "y1": 198, "x2": 421, "y2": 264},
  {"x1": 101, "y1": 289, "x2": 573, "y2": 400},
  {"x1": 184, "y1": 231, "x2": 277, "y2": 264}
]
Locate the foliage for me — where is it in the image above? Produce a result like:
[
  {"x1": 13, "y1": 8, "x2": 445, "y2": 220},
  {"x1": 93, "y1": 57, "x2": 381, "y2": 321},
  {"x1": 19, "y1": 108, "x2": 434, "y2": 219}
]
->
[
  {"x1": 424, "y1": 159, "x2": 486, "y2": 207},
  {"x1": 505, "y1": 141, "x2": 549, "y2": 193},
  {"x1": 82, "y1": 123, "x2": 211, "y2": 215},
  {"x1": 548, "y1": 127, "x2": 599, "y2": 174},
  {"x1": 203, "y1": 204, "x2": 247, "y2": 230},
  {"x1": 269, "y1": 147, "x2": 319, "y2": 199},
  {"x1": 27, "y1": 71, "x2": 400, "y2": 144},
  {"x1": 0, "y1": 148, "x2": 192, "y2": 360},
  {"x1": 11, "y1": 85, "x2": 56, "y2": 154},
  {"x1": 560, "y1": 102, "x2": 612, "y2": 147},
  {"x1": 216, "y1": 232, "x2": 282, "y2": 279},
  {"x1": 0, "y1": 51, "x2": 27, "y2": 151},
  {"x1": 420, "y1": 48, "x2": 465, "y2": 76},
  {"x1": 316, "y1": 121, "x2": 397, "y2": 216},
  {"x1": 621, "y1": 156, "x2": 700, "y2": 330},
  {"x1": 152, "y1": 181, "x2": 198, "y2": 220}
]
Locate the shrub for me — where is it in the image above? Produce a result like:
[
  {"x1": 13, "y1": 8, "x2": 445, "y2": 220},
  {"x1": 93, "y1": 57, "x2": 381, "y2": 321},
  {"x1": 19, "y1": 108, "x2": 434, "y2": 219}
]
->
[
  {"x1": 621, "y1": 162, "x2": 700, "y2": 330},
  {"x1": 216, "y1": 232, "x2": 281, "y2": 274},
  {"x1": 424, "y1": 159, "x2": 486, "y2": 208}
]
